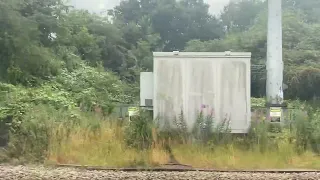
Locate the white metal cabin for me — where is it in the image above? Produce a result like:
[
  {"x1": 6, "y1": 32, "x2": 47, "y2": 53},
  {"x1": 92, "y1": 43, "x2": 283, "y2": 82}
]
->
[{"x1": 140, "y1": 51, "x2": 251, "y2": 133}]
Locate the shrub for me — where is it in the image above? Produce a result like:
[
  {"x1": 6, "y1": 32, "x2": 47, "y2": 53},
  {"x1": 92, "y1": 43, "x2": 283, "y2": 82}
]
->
[
  {"x1": 6, "y1": 105, "x2": 80, "y2": 162},
  {"x1": 306, "y1": 108, "x2": 320, "y2": 154},
  {"x1": 124, "y1": 109, "x2": 154, "y2": 150},
  {"x1": 4, "y1": 104, "x2": 105, "y2": 162}
]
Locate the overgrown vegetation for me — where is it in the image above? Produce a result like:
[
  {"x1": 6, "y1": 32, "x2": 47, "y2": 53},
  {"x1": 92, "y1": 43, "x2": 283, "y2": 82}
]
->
[
  {"x1": 3, "y1": 100, "x2": 320, "y2": 169},
  {"x1": 1, "y1": 0, "x2": 320, "y2": 169}
]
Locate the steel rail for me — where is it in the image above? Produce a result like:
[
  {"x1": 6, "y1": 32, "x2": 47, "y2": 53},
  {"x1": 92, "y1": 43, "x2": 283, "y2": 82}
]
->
[{"x1": 53, "y1": 164, "x2": 320, "y2": 173}]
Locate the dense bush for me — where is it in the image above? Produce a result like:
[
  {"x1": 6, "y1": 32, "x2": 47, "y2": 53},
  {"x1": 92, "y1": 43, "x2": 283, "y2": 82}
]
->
[
  {"x1": 3, "y1": 104, "x2": 103, "y2": 162},
  {"x1": 0, "y1": 62, "x2": 135, "y2": 156}
]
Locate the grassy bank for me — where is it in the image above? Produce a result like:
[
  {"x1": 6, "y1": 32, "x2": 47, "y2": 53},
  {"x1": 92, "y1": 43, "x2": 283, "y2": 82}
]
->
[
  {"x1": 1, "y1": 102, "x2": 320, "y2": 169},
  {"x1": 47, "y1": 122, "x2": 320, "y2": 169}
]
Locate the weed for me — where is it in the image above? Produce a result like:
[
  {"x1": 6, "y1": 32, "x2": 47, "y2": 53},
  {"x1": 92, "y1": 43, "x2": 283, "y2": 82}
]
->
[
  {"x1": 2, "y1": 99, "x2": 320, "y2": 169},
  {"x1": 124, "y1": 109, "x2": 153, "y2": 150}
]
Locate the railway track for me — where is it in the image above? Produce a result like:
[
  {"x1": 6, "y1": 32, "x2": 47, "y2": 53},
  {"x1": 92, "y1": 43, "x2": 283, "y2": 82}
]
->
[
  {"x1": 54, "y1": 163, "x2": 320, "y2": 173},
  {"x1": 1, "y1": 164, "x2": 320, "y2": 180}
]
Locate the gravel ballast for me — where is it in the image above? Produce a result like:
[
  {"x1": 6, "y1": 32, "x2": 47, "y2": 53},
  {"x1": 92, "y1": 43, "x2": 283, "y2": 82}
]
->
[{"x1": 1, "y1": 165, "x2": 320, "y2": 180}]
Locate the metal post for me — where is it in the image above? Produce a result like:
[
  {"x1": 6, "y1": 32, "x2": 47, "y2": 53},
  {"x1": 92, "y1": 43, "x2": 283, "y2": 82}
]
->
[{"x1": 266, "y1": 0, "x2": 284, "y2": 122}]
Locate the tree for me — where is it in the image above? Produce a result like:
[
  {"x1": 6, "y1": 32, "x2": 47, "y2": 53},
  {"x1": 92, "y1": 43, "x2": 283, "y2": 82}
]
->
[
  {"x1": 1, "y1": 0, "x2": 320, "y2": 102},
  {"x1": 0, "y1": 0, "x2": 60, "y2": 85},
  {"x1": 186, "y1": 8, "x2": 320, "y2": 100},
  {"x1": 284, "y1": 0, "x2": 320, "y2": 23},
  {"x1": 110, "y1": 0, "x2": 223, "y2": 51},
  {"x1": 18, "y1": 0, "x2": 70, "y2": 47},
  {"x1": 220, "y1": 0, "x2": 266, "y2": 32}
]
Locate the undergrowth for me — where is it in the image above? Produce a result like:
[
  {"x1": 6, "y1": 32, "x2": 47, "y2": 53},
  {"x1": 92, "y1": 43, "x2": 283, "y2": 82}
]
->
[{"x1": 0, "y1": 98, "x2": 320, "y2": 169}]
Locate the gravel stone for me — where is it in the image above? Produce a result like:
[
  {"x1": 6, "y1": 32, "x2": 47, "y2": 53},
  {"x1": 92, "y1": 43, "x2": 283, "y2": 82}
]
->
[{"x1": 0, "y1": 165, "x2": 320, "y2": 180}]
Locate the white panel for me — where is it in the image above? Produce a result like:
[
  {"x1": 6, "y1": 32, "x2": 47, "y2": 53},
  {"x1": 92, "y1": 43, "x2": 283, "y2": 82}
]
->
[
  {"x1": 140, "y1": 72, "x2": 153, "y2": 106},
  {"x1": 153, "y1": 52, "x2": 251, "y2": 57},
  {"x1": 153, "y1": 52, "x2": 251, "y2": 133}
]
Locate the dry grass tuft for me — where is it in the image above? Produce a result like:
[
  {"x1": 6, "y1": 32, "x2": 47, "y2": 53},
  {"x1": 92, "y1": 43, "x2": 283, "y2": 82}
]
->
[{"x1": 46, "y1": 120, "x2": 320, "y2": 169}]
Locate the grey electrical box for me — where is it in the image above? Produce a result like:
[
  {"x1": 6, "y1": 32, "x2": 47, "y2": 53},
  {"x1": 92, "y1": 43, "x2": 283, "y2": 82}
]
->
[
  {"x1": 140, "y1": 72, "x2": 153, "y2": 108},
  {"x1": 145, "y1": 99, "x2": 153, "y2": 107}
]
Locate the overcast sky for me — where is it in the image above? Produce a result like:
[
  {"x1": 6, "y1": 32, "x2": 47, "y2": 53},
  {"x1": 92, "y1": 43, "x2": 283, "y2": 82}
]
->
[{"x1": 69, "y1": 0, "x2": 231, "y2": 15}]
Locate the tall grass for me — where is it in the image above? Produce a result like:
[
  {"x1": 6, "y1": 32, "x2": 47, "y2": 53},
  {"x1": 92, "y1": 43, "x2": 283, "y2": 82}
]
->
[{"x1": 1, "y1": 103, "x2": 320, "y2": 169}]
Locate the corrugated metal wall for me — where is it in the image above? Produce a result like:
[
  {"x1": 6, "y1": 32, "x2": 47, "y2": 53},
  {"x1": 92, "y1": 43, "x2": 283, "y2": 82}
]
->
[{"x1": 154, "y1": 53, "x2": 251, "y2": 133}]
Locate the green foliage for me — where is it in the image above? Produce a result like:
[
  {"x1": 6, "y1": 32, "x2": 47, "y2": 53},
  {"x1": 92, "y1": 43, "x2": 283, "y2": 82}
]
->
[
  {"x1": 57, "y1": 63, "x2": 135, "y2": 109},
  {"x1": 192, "y1": 111, "x2": 217, "y2": 143},
  {"x1": 221, "y1": 0, "x2": 266, "y2": 32},
  {"x1": 0, "y1": 64, "x2": 133, "y2": 125},
  {"x1": 2, "y1": 0, "x2": 320, "y2": 101},
  {"x1": 306, "y1": 108, "x2": 320, "y2": 153},
  {"x1": 186, "y1": 5, "x2": 320, "y2": 100},
  {"x1": 251, "y1": 98, "x2": 266, "y2": 107},
  {"x1": 248, "y1": 100, "x2": 320, "y2": 155},
  {"x1": 125, "y1": 110, "x2": 154, "y2": 150},
  {"x1": 172, "y1": 110, "x2": 189, "y2": 142},
  {"x1": 110, "y1": 0, "x2": 223, "y2": 51},
  {"x1": 5, "y1": 104, "x2": 102, "y2": 162},
  {"x1": 0, "y1": 61, "x2": 134, "y2": 152},
  {"x1": 0, "y1": 0, "x2": 61, "y2": 86}
]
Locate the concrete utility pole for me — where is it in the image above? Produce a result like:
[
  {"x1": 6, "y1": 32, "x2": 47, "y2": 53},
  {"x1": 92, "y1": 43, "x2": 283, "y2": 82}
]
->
[
  {"x1": 266, "y1": 0, "x2": 284, "y2": 122},
  {"x1": 266, "y1": 0, "x2": 283, "y2": 105}
]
